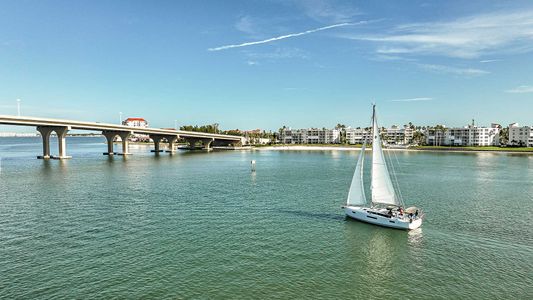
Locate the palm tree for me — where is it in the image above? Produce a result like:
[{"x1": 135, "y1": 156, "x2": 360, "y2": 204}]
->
[
  {"x1": 278, "y1": 126, "x2": 288, "y2": 144},
  {"x1": 433, "y1": 125, "x2": 447, "y2": 146},
  {"x1": 412, "y1": 131, "x2": 426, "y2": 146}
]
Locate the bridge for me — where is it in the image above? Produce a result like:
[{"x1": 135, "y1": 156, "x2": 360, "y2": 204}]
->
[{"x1": 0, "y1": 115, "x2": 245, "y2": 159}]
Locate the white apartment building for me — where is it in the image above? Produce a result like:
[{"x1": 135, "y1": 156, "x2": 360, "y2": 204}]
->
[
  {"x1": 345, "y1": 126, "x2": 413, "y2": 145},
  {"x1": 508, "y1": 123, "x2": 533, "y2": 147},
  {"x1": 245, "y1": 137, "x2": 271, "y2": 145},
  {"x1": 345, "y1": 127, "x2": 370, "y2": 144},
  {"x1": 280, "y1": 128, "x2": 340, "y2": 144},
  {"x1": 384, "y1": 125, "x2": 414, "y2": 145},
  {"x1": 426, "y1": 123, "x2": 500, "y2": 146}
]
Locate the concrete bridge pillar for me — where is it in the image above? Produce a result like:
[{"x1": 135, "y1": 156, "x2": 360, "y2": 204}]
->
[
  {"x1": 37, "y1": 126, "x2": 53, "y2": 159},
  {"x1": 150, "y1": 135, "x2": 165, "y2": 153},
  {"x1": 102, "y1": 131, "x2": 132, "y2": 155},
  {"x1": 166, "y1": 136, "x2": 179, "y2": 153},
  {"x1": 203, "y1": 138, "x2": 214, "y2": 150},
  {"x1": 118, "y1": 132, "x2": 131, "y2": 155},
  {"x1": 183, "y1": 137, "x2": 215, "y2": 150},
  {"x1": 36, "y1": 126, "x2": 71, "y2": 159},
  {"x1": 55, "y1": 126, "x2": 71, "y2": 159},
  {"x1": 102, "y1": 131, "x2": 117, "y2": 155}
]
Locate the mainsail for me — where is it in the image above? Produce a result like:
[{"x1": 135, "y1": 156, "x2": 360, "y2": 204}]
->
[
  {"x1": 370, "y1": 105, "x2": 399, "y2": 206},
  {"x1": 346, "y1": 143, "x2": 367, "y2": 206}
]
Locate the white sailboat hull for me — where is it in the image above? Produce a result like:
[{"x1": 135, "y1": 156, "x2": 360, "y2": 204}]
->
[{"x1": 344, "y1": 206, "x2": 422, "y2": 230}]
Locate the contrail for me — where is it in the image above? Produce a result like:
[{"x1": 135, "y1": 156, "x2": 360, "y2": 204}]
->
[{"x1": 208, "y1": 22, "x2": 358, "y2": 51}]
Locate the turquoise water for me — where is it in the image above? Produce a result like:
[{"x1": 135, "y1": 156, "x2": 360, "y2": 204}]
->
[{"x1": 1, "y1": 137, "x2": 532, "y2": 299}]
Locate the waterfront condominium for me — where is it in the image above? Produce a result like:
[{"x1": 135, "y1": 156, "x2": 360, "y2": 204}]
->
[
  {"x1": 508, "y1": 123, "x2": 533, "y2": 147},
  {"x1": 345, "y1": 127, "x2": 369, "y2": 144},
  {"x1": 345, "y1": 125, "x2": 413, "y2": 145},
  {"x1": 280, "y1": 128, "x2": 340, "y2": 144},
  {"x1": 426, "y1": 123, "x2": 501, "y2": 146},
  {"x1": 383, "y1": 125, "x2": 414, "y2": 145}
]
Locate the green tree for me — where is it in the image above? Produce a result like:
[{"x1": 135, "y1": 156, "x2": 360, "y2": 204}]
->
[
  {"x1": 499, "y1": 127, "x2": 509, "y2": 145},
  {"x1": 412, "y1": 131, "x2": 426, "y2": 145},
  {"x1": 335, "y1": 124, "x2": 347, "y2": 144}
]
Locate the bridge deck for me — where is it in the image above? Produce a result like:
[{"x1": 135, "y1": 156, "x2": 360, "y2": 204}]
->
[{"x1": 0, "y1": 115, "x2": 242, "y2": 141}]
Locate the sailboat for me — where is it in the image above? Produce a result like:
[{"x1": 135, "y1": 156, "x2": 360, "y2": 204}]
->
[{"x1": 343, "y1": 105, "x2": 423, "y2": 230}]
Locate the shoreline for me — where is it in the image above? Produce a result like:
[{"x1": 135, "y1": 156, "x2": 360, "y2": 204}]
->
[{"x1": 256, "y1": 145, "x2": 533, "y2": 154}]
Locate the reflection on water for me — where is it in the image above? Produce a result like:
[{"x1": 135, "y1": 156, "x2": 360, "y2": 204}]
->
[
  {"x1": 407, "y1": 228, "x2": 424, "y2": 247},
  {"x1": 365, "y1": 230, "x2": 397, "y2": 282},
  {"x1": 250, "y1": 171, "x2": 257, "y2": 185},
  {"x1": 342, "y1": 221, "x2": 415, "y2": 297}
]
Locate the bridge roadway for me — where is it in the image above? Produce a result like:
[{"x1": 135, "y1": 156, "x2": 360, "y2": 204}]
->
[{"x1": 0, "y1": 115, "x2": 245, "y2": 159}]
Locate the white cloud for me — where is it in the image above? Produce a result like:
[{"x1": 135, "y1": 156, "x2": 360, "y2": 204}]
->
[
  {"x1": 244, "y1": 47, "x2": 310, "y2": 60},
  {"x1": 371, "y1": 54, "x2": 416, "y2": 62},
  {"x1": 417, "y1": 63, "x2": 490, "y2": 76},
  {"x1": 345, "y1": 10, "x2": 533, "y2": 59},
  {"x1": 505, "y1": 85, "x2": 533, "y2": 93},
  {"x1": 293, "y1": 0, "x2": 360, "y2": 23},
  {"x1": 390, "y1": 97, "x2": 433, "y2": 102},
  {"x1": 479, "y1": 59, "x2": 501, "y2": 63},
  {"x1": 208, "y1": 22, "x2": 357, "y2": 51},
  {"x1": 246, "y1": 61, "x2": 259, "y2": 66},
  {"x1": 235, "y1": 16, "x2": 256, "y2": 34}
]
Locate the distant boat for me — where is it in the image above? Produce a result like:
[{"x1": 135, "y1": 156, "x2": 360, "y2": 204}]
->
[{"x1": 343, "y1": 105, "x2": 423, "y2": 230}]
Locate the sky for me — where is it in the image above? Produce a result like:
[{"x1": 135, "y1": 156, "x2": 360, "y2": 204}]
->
[{"x1": 1, "y1": 0, "x2": 533, "y2": 132}]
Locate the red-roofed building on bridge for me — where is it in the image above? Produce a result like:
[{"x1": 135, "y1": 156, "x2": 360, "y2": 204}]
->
[
  {"x1": 122, "y1": 117, "x2": 149, "y2": 141},
  {"x1": 122, "y1": 117, "x2": 148, "y2": 128}
]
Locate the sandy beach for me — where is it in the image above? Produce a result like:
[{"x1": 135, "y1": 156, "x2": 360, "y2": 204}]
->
[
  {"x1": 257, "y1": 145, "x2": 363, "y2": 151},
  {"x1": 256, "y1": 145, "x2": 533, "y2": 154}
]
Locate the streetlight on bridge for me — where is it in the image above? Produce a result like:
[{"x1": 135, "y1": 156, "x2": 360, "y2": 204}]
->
[
  {"x1": 119, "y1": 112, "x2": 123, "y2": 125},
  {"x1": 16, "y1": 99, "x2": 21, "y2": 116}
]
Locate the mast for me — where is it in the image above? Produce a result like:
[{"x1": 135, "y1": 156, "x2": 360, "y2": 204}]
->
[{"x1": 370, "y1": 104, "x2": 375, "y2": 207}]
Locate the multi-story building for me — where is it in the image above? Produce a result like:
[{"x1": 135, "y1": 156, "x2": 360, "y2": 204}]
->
[
  {"x1": 426, "y1": 123, "x2": 500, "y2": 146},
  {"x1": 122, "y1": 117, "x2": 148, "y2": 128},
  {"x1": 122, "y1": 117, "x2": 149, "y2": 141},
  {"x1": 383, "y1": 125, "x2": 414, "y2": 145},
  {"x1": 345, "y1": 126, "x2": 413, "y2": 145},
  {"x1": 508, "y1": 123, "x2": 533, "y2": 147},
  {"x1": 345, "y1": 127, "x2": 370, "y2": 144},
  {"x1": 280, "y1": 128, "x2": 340, "y2": 144}
]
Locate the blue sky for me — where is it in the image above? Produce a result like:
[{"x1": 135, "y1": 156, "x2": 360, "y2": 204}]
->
[{"x1": 1, "y1": 0, "x2": 533, "y2": 131}]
